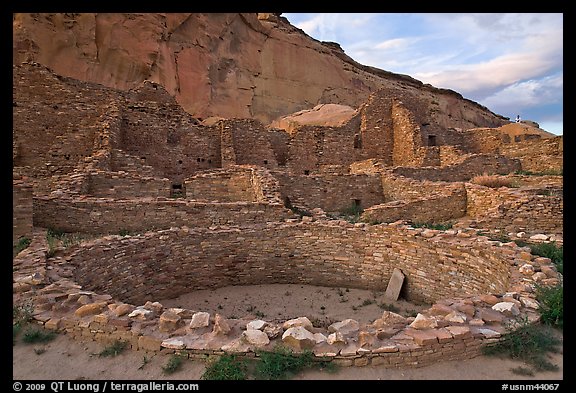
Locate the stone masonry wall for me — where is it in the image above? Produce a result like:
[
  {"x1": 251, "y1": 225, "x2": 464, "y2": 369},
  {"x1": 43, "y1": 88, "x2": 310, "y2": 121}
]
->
[
  {"x1": 392, "y1": 154, "x2": 521, "y2": 182},
  {"x1": 13, "y1": 178, "x2": 33, "y2": 244},
  {"x1": 275, "y1": 172, "x2": 385, "y2": 212},
  {"x1": 185, "y1": 169, "x2": 257, "y2": 202},
  {"x1": 499, "y1": 136, "x2": 563, "y2": 173},
  {"x1": 391, "y1": 100, "x2": 436, "y2": 167},
  {"x1": 465, "y1": 183, "x2": 563, "y2": 236},
  {"x1": 362, "y1": 186, "x2": 467, "y2": 224},
  {"x1": 86, "y1": 171, "x2": 171, "y2": 199},
  {"x1": 33, "y1": 197, "x2": 294, "y2": 234},
  {"x1": 118, "y1": 89, "x2": 222, "y2": 183},
  {"x1": 13, "y1": 63, "x2": 118, "y2": 179},
  {"x1": 223, "y1": 119, "x2": 279, "y2": 170},
  {"x1": 70, "y1": 222, "x2": 511, "y2": 305},
  {"x1": 267, "y1": 129, "x2": 291, "y2": 167},
  {"x1": 358, "y1": 93, "x2": 394, "y2": 165}
]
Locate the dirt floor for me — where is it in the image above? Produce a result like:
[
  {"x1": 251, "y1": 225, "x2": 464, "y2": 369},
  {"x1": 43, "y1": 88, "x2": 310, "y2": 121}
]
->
[
  {"x1": 158, "y1": 283, "x2": 430, "y2": 326},
  {"x1": 13, "y1": 283, "x2": 563, "y2": 381}
]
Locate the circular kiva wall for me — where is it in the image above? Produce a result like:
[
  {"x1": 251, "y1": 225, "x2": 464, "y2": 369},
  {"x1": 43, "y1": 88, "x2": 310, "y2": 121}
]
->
[{"x1": 70, "y1": 222, "x2": 511, "y2": 305}]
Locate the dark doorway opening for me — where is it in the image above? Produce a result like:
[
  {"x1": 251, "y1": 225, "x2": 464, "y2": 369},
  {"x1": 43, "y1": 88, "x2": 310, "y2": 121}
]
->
[{"x1": 427, "y1": 135, "x2": 437, "y2": 146}]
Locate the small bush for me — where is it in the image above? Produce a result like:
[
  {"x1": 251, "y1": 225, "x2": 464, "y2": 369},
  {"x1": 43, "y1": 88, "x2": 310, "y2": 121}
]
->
[
  {"x1": 22, "y1": 328, "x2": 56, "y2": 344},
  {"x1": 482, "y1": 321, "x2": 561, "y2": 372},
  {"x1": 202, "y1": 355, "x2": 247, "y2": 380},
  {"x1": 515, "y1": 169, "x2": 563, "y2": 176},
  {"x1": 471, "y1": 174, "x2": 515, "y2": 188},
  {"x1": 529, "y1": 243, "x2": 563, "y2": 274},
  {"x1": 411, "y1": 222, "x2": 453, "y2": 231},
  {"x1": 13, "y1": 325, "x2": 21, "y2": 345},
  {"x1": 536, "y1": 284, "x2": 563, "y2": 329},
  {"x1": 255, "y1": 346, "x2": 315, "y2": 380},
  {"x1": 13, "y1": 237, "x2": 31, "y2": 257},
  {"x1": 98, "y1": 340, "x2": 127, "y2": 357},
  {"x1": 511, "y1": 366, "x2": 534, "y2": 376},
  {"x1": 361, "y1": 299, "x2": 374, "y2": 307},
  {"x1": 339, "y1": 203, "x2": 364, "y2": 223},
  {"x1": 13, "y1": 301, "x2": 34, "y2": 326},
  {"x1": 378, "y1": 303, "x2": 399, "y2": 312},
  {"x1": 162, "y1": 354, "x2": 185, "y2": 375}
]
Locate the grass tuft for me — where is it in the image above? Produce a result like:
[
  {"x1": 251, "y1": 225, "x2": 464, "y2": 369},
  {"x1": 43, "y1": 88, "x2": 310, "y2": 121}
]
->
[
  {"x1": 201, "y1": 355, "x2": 247, "y2": 380},
  {"x1": 22, "y1": 327, "x2": 56, "y2": 344},
  {"x1": 13, "y1": 237, "x2": 31, "y2": 258},
  {"x1": 536, "y1": 284, "x2": 563, "y2": 329},
  {"x1": 411, "y1": 222, "x2": 453, "y2": 231},
  {"x1": 482, "y1": 321, "x2": 561, "y2": 372},
  {"x1": 162, "y1": 354, "x2": 185, "y2": 375},
  {"x1": 255, "y1": 346, "x2": 315, "y2": 380},
  {"x1": 471, "y1": 174, "x2": 515, "y2": 188},
  {"x1": 529, "y1": 242, "x2": 563, "y2": 274},
  {"x1": 98, "y1": 340, "x2": 128, "y2": 357}
]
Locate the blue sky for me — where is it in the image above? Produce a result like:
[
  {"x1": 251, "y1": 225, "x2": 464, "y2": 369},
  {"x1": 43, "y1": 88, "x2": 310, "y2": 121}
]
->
[{"x1": 283, "y1": 13, "x2": 563, "y2": 135}]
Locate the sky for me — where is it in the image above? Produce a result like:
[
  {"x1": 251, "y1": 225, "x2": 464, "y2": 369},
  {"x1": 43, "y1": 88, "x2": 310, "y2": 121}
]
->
[{"x1": 283, "y1": 13, "x2": 563, "y2": 135}]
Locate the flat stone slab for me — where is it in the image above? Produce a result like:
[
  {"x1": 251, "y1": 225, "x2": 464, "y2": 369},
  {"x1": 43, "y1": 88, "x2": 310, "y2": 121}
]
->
[{"x1": 384, "y1": 268, "x2": 405, "y2": 301}]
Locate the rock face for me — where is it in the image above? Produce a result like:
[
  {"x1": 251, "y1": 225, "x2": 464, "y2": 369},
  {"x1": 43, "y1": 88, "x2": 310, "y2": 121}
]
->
[{"x1": 13, "y1": 13, "x2": 508, "y2": 127}]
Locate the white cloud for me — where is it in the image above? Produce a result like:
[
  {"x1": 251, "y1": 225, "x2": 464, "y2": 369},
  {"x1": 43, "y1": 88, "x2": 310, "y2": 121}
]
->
[
  {"x1": 375, "y1": 37, "x2": 418, "y2": 50},
  {"x1": 482, "y1": 74, "x2": 563, "y2": 110}
]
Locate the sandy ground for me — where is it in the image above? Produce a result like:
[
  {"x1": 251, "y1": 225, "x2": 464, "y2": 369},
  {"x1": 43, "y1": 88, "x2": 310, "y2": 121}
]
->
[
  {"x1": 13, "y1": 283, "x2": 563, "y2": 381},
  {"x1": 158, "y1": 283, "x2": 429, "y2": 326}
]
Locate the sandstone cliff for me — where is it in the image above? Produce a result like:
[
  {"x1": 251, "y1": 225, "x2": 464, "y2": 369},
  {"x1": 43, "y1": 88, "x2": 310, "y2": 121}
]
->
[{"x1": 13, "y1": 12, "x2": 508, "y2": 127}]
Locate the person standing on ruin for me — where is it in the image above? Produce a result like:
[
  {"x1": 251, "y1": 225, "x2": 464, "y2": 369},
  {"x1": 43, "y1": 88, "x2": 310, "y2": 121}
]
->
[{"x1": 515, "y1": 115, "x2": 521, "y2": 123}]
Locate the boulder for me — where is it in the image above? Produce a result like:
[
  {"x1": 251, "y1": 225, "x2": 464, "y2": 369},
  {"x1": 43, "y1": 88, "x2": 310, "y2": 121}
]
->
[
  {"x1": 189, "y1": 312, "x2": 210, "y2": 329},
  {"x1": 282, "y1": 316, "x2": 313, "y2": 332},
  {"x1": 444, "y1": 310, "x2": 468, "y2": 324},
  {"x1": 161, "y1": 338, "x2": 186, "y2": 350},
  {"x1": 241, "y1": 329, "x2": 270, "y2": 347},
  {"x1": 409, "y1": 313, "x2": 438, "y2": 329},
  {"x1": 372, "y1": 311, "x2": 408, "y2": 328},
  {"x1": 128, "y1": 307, "x2": 154, "y2": 320},
  {"x1": 263, "y1": 324, "x2": 283, "y2": 339},
  {"x1": 492, "y1": 302, "x2": 520, "y2": 316},
  {"x1": 529, "y1": 234, "x2": 549, "y2": 241},
  {"x1": 159, "y1": 311, "x2": 181, "y2": 332},
  {"x1": 74, "y1": 302, "x2": 106, "y2": 317},
  {"x1": 328, "y1": 319, "x2": 360, "y2": 335},
  {"x1": 282, "y1": 326, "x2": 316, "y2": 350},
  {"x1": 327, "y1": 331, "x2": 347, "y2": 345},
  {"x1": 212, "y1": 313, "x2": 231, "y2": 336},
  {"x1": 247, "y1": 319, "x2": 268, "y2": 331}
]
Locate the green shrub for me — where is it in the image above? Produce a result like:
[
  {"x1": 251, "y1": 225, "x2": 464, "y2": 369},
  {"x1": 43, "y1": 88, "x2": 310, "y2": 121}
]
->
[
  {"x1": 378, "y1": 302, "x2": 399, "y2": 312},
  {"x1": 98, "y1": 340, "x2": 128, "y2": 357},
  {"x1": 13, "y1": 237, "x2": 31, "y2": 257},
  {"x1": 162, "y1": 354, "x2": 185, "y2": 375},
  {"x1": 202, "y1": 355, "x2": 247, "y2": 380},
  {"x1": 255, "y1": 346, "x2": 315, "y2": 380},
  {"x1": 529, "y1": 243, "x2": 563, "y2": 274},
  {"x1": 411, "y1": 222, "x2": 453, "y2": 231},
  {"x1": 482, "y1": 321, "x2": 561, "y2": 372},
  {"x1": 22, "y1": 328, "x2": 56, "y2": 344},
  {"x1": 340, "y1": 203, "x2": 364, "y2": 217},
  {"x1": 536, "y1": 284, "x2": 563, "y2": 329},
  {"x1": 360, "y1": 299, "x2": 374, "y2": 307},
  {"x1": 515, "y1": 169, "x2": 562, "y2": 176}
]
